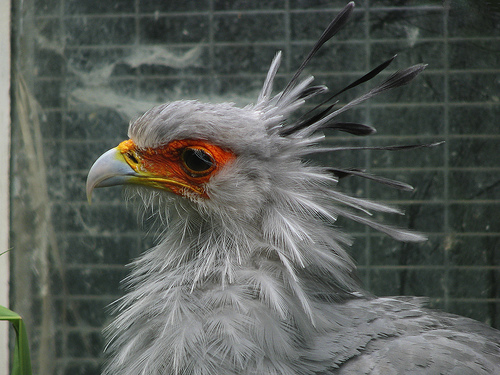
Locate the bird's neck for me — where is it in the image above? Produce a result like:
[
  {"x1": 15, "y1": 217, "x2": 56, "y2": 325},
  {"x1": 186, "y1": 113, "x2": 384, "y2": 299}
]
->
[
  {"x1": 129, "y1": 199, "x2": 360, "y2": 316},
  {"x1": 106, "y1": 200, "x2": 362, "y2": 374}
]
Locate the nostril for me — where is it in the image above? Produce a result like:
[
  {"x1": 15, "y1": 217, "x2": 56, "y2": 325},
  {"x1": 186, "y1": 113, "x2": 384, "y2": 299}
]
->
[{"x1": 127, "y1": 152, "x2": 139, "y2": 164}]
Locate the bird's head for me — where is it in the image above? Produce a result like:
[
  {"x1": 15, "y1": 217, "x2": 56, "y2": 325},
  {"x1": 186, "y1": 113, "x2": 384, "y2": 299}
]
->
[
  {"x1": 87, "y1": 2, "x2": 431, "y2": 284},
  {"x1": 86, "y1": 99, "x2": 286, "y2": 221}
]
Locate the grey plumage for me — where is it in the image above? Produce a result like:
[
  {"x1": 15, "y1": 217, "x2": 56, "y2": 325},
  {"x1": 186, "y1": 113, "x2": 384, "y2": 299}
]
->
[{"x1": 86, "y1": 2, "x2": 500, "y2": 374}]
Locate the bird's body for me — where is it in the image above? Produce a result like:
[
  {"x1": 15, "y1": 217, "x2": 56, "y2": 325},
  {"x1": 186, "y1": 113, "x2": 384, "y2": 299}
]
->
[{"x1": 87, "y1": 2, "x2": 500, "y2": 374}]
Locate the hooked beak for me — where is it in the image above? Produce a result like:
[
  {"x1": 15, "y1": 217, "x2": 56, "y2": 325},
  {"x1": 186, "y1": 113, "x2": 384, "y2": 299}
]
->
[
  {"x1": 86, "y1": 147, "x2": 137, "y2": 203},
  {"x1": 86, "y1": 140, "x2": 200, "y2": 202}
]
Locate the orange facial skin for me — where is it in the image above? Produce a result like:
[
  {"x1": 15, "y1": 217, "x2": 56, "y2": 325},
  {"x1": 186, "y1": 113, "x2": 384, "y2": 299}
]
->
[{"x1": 116, "y1": 139, "x2": 235, "y2": 199}]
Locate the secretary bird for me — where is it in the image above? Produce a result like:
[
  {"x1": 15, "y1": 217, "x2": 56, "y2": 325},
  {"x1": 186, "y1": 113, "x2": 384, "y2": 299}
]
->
[{"x1": 87, "y1": 2, "x2": 500, "y2": 374}]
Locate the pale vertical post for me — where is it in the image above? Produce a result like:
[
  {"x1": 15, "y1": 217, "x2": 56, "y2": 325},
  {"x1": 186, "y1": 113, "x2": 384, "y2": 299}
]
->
[{"x1": 0, "y1": 0, "x2": 12, "y2": 372}]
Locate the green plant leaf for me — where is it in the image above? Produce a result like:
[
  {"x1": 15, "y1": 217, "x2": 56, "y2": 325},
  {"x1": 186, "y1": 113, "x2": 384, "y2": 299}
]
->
[{"x1": 0, "y1": 305, "x2": 32, "y2": 375}]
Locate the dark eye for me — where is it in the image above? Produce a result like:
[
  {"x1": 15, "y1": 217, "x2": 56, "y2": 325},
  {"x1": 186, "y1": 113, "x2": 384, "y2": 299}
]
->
[{"x1": 181, "y1": 148, "x2": 215, "y2": 175}]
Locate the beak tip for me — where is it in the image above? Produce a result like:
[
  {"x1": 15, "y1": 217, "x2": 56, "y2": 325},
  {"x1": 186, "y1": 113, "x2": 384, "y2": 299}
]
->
[{"x1": 86, "y1": 181, "x2": 94, "y2": 204}]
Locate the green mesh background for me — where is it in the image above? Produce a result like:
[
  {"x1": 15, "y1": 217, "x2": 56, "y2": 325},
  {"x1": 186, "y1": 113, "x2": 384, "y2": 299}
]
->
[{"x1": 10, "y1": 0, "x2": 500, "y2": 374}]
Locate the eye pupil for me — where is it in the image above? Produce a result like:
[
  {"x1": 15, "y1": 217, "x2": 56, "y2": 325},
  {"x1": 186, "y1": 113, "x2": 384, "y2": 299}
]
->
[{"x1": 182, "y1": 148, "x2": 214, "y2": 174}]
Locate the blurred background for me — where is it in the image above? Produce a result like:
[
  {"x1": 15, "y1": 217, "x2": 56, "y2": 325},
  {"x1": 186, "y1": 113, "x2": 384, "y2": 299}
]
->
[{"x1": 9, "y1": 0, "x2": 500, "y2": 374}]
